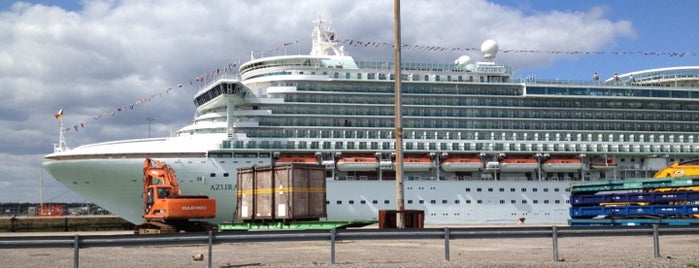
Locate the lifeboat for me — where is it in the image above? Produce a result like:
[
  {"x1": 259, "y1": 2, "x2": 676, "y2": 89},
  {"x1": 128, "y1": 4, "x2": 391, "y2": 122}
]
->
[
  {"x1": 591, "y1": 156, "x2": 617, "y2": 170},
  {"x1": 400, "y1": 155, "x2": 434, "y2": 172},
  {"x1": 499, "y1": 157, "x2": 539, "y2": 172},
  {"x1": 541, "y1": 157, "x2": 583, "y2": 173},
  {"x1": 336, "y1": 156, "x2": 379, "y2": 171},
  {"x1": 441, "y1": 155, "x2": 482, "y2": 172},
  {"x1": 275, "y1": 155, "x2": 318, "y2": 164}
]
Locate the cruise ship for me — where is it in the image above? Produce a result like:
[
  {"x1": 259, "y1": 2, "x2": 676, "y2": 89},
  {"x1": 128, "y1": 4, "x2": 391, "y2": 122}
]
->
[{"x1": 44, "y1": 20, "x2": 699, "y2": 225}]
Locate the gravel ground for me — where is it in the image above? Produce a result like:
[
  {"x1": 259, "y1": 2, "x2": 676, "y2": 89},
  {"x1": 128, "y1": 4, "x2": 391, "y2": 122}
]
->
[{"x1": 3, "y1": 233, "x2": 699, "y2": 267}]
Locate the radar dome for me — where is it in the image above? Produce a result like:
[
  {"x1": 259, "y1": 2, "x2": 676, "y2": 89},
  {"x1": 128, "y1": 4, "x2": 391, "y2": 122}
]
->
[
  {"x1": 480, "y1": 40, "x2": 499, "y2": 60},
  {"x1": 454, "y1": 55, "x2": 471, "y2": 65}
]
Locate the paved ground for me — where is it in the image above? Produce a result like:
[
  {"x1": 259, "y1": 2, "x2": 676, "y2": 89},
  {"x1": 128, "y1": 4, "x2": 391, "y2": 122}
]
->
[{"x1": 3, "y1": 230, "x2": 699, "y2": 267}]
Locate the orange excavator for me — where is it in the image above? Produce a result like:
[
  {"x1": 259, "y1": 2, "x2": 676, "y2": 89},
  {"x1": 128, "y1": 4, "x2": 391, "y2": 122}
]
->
[{"x1": 135, "y1": 158, "x2": 217, "y2": 234}]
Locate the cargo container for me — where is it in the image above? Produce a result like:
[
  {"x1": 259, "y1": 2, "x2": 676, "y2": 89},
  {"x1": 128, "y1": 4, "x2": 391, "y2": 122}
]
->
[{"x1": 237, "y1": 163, "x2": 326, "y2": 221}]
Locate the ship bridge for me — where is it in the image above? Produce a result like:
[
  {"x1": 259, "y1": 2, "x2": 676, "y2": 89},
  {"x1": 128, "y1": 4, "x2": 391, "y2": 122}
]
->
[{"x1": 193, "y1": 77, "x2": 251, "y2": 110}]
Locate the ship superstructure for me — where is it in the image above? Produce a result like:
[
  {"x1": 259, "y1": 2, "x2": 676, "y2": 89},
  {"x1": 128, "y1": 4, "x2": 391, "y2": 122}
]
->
[{"x1": 44, "y1": 19, "x2": 699, "y2": 224}]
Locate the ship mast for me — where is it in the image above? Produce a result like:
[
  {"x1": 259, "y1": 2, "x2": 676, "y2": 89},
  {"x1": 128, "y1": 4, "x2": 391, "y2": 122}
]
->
[
  {"x1": 393, "y1": 0, "x2": 405, "y2": 228},
  {"x1": 54, "y1": 117, "x2": 67, "y2": 153}
]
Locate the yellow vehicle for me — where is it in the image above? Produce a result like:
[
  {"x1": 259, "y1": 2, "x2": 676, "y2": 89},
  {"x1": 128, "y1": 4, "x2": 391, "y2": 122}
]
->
[{"x1": 652, "y1": 159, "x2": 699, "y2": 192}]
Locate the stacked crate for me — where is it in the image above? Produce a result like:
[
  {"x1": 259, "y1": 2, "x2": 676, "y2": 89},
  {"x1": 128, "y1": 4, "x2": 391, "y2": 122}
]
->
[
  {"x1": 569, "y1": 177, "x2": 699, "y2": 226},
  {"x1": 237, "y1": 163, "x2": 326, "y2": 222}
]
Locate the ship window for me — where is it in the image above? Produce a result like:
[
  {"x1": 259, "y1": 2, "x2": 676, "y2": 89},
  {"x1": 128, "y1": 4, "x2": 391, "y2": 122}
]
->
[
  {"x1": 565, "y1": 188, "x2": 570, "y2": 192},
  {"x1": 533, "y1": 200, "x2": 539, "y2": 204},
  {"x1": 372, "y1": 200, "x2": 378, "y2": 204},
  {"x1": 488, "y1": 188, "x2": 493, "y2": 192},
  {"x1": 510, "y1": 188, "x2": 516, "y2": 192},
  {"x1": 544, "y1": 200, "x2": 549, "y2": 204},
  {"x1": 465, "y1": 188, "x2": 471, "y2": 192},
  {"x1": 554, "y1": 188, "x2": 560, "y2": 192},
  {"x1": 555, "y1": 200, "x2": 561, "y2": 204},
  {"x1": 543, "y1": 188, "x2": 549, "y2": 192},
  {"x1": 430, "y1": 200, "x2": 436, "y2": 204},
  {"x1": 521, "y1": 188, "x2": 527, "y2": 192},
  {"x1": 442, "y1": 200, "x2": 448, "y2": 204},
  {"x1": 408, "y1": 200, "x2": 413, "y2": 204},
  {"x1": 476, "y1": 188, "x2": 482, "y2": 192},
  {"x1": 454, "y1": 200, "x2": 460, "y2": 204},
  {"x1": 510, "y1": 200, "x2": 516, "y2": 204},
  {"x1": 348, "y1": 200, "x2": 354, "y2": 204},
  {"x1": 210, "y1": 173, "x2": 216, "y2": 177},
  {"x1": 499, "y1": 188, "x2": 505, "y2": 192},
  {"x1": 522, "y1": 200, "x2": 527, "y2": 204},
  {"x1": 336, "y1": 201, "x2": 342, "y2": 204},
  {"x1": 361, "y1": 200, "x2": 366, "y2": 204},
  {"x1": 532, "y1": 188, "x2": 538, "y2": 192},
  {"x1": 500, "y1": 200, "x2": 505, "y2": 204},
  {"x1": 477, "y1": 200, "x2": 482, "y2": 204},
  {"x1": 566, "y1": 200, "x2": 570, "y2": 204},
  {"x1": 326, "y1": 201, "x2": 329, "y2": 205},
  {"x1": 419, "y1": 200, "x2": 425, "y2": 204},
  {"x1": 223, "y1": 173, "x2": 229, "y2": 177},
  {"x1": 384, "y1": 200, "x2": 390, "y2": 204}
]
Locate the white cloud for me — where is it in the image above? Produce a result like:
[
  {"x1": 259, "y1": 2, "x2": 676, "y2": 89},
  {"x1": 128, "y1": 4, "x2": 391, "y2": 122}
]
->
[{"x1": 0, "y1": 0, "x2": 634, "y2": 202}]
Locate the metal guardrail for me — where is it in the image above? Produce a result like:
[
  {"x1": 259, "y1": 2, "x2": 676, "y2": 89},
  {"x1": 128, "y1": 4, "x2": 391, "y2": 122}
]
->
[{"x1": 2, "y1": 225, "x2": 699, "y2": 268}]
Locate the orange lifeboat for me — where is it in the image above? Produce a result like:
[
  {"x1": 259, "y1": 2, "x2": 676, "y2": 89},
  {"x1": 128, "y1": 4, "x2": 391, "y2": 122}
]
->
[
  {"x1": 440, "y1": 155, "x2": 482, "y2": 172},
  {"x1": 499, "y1": 157, "x2": 539, "y2": 172},
  {"x1": 275, "y1": 155, "x2": 318, "y2": 164},
  {"x1": 591, "y1": 156, "x2": 617, "y2": 170},
  {"x1": 400, "y1": 155, "x2": 434, "y2": 172},
  {"x1": 336, "y1": 156, "x2": 379, "y2": 171},
  {"x1": 541, "y1": 157, "x2": 583, "y2": 173}
]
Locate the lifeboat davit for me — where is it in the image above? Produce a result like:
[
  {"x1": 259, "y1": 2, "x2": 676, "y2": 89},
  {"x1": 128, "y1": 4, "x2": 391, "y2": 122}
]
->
[
  {"x1": 541, "y1": 157, "x2": 583, "y2": 173},
  {"x1": 499, "y1": 157, "x2": 539, "y2": 172},
  {"x1": 441, "y1": 155, "x2": 482, "y2": 172},
  {"x1": 336, "y1": 157, "x2": 379, "y2": 172},
  {"x1": 591, "y1": 156, "x2": 617, "y2": 170},
  {"x1": 400, "y1": 155, "x2": 434, "y2": 172},
  {"x1": 275, "y1": 155, "x2": 318, "y2": 164}
]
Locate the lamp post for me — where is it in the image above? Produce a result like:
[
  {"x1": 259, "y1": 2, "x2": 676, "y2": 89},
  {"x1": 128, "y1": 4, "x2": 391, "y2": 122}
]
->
[{"x1": 145, "y1": 116, "x2": 154, "y2": 138}]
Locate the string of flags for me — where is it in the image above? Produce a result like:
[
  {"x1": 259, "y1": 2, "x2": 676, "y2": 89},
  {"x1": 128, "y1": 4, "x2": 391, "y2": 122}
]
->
[
  {"x1": 55, "y1": 60, "x2": 240, "y2": 133},
  {"x1": 334, "y1": 39, "x2": 699, "y2": 57},
  {"x1": 253, "y1": 38, "x2": 699, "y2": 58},
  {"x1": 57, "y1": 38, "x2": 698, "y2": 133}
]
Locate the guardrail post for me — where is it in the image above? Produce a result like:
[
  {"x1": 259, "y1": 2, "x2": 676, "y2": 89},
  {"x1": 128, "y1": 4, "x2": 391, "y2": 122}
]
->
[
  {"x1": 208, "y1": 230, "x2": 213, "y2": 268},
  {"x1": 330, "y1": 228, "x2": 336, "y2": 264},
  {"x1": 652, "y1": 224, "x2": 660, "y2": 258},
  {"x1": 73, "y1": 234, "x2": 79, "y2": 268},
  {"x1": 552, "y1": 225, "x2": 559, "y2": 262},
  {"x1": 444, "y1": 227, "x2": 450, "y2": 261}
]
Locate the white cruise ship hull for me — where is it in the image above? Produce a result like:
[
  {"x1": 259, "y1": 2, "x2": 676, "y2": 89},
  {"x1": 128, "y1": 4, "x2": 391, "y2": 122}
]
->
[{"x1": 44, "y1": 154, "x2": 572, "y2": 224}]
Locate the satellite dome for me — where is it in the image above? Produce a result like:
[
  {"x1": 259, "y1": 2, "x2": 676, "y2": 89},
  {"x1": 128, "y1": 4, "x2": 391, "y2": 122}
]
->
[
  {"x1": 454, "y1": 55, "x2": 471, "y2": 65},
  {"x1": 480, "y1": 40, "x2": 499, "y2": 60}
]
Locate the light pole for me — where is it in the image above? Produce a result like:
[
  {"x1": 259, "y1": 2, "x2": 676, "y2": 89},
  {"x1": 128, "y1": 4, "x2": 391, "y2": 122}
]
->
[{"x1": 146, "y1": 116, "x2": 154, "y2": 138}]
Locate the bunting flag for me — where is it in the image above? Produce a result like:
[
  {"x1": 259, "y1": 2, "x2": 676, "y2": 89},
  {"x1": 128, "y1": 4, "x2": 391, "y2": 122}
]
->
[
  {"x1": 58, "y1": 37, "x2": 699, "y2": 134},
  {"x1": 331, "y1": 38, "x2": 699, "y2": 57},
  {"x1": 54, "y1": 108, "x2": 63, "y2": 120},
  {"x1": 58, "y1": 59, "x2": 240, "y2": 134},
  {"x1": 254, "y1": 39, "x2": 699, "y2": 58}
]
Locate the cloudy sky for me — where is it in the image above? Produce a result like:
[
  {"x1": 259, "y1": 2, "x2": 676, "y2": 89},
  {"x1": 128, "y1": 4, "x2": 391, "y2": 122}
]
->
[{"x1": 1, "y1": 0, "x2": 697, "y2": 203}]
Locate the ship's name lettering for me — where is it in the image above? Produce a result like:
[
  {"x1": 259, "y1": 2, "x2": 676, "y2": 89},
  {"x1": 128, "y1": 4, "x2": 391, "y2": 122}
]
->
[
  {"x1": 210, "y1": 184, "x2": 234, "y2": 191},
  {"x1": 476, "y1": 66, "x2": 505, "y2": 73},
  {"x1": 181, "y1": 206, "x2": 208, "y2": 211}
]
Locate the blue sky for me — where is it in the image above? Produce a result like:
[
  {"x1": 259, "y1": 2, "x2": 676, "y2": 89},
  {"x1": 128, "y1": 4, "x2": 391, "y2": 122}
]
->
[{"x1": 0, "y1": 0, "x2": 697, "y2": 202}]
